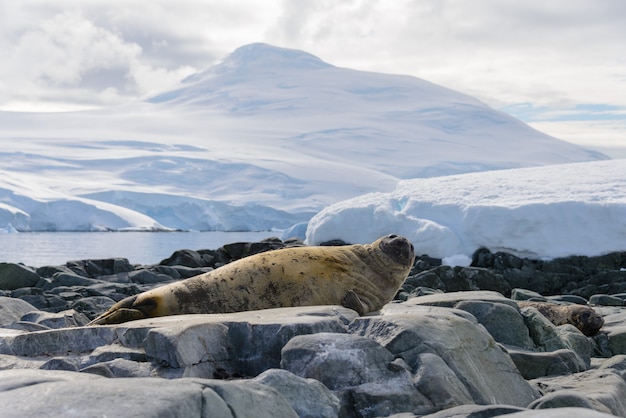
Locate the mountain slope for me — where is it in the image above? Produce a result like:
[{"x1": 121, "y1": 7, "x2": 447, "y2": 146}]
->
[{"x1": 0, "y1": 43, "x2": 607, "y2": 232}]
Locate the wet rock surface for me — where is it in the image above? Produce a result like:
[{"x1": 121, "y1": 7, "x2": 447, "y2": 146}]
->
[{"x1": 1, "y1": 241, "x2": 626, "y2": 417}]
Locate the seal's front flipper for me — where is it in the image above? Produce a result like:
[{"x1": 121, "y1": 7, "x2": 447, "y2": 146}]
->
[{"x1": 342, "y1": 290, "x2": 367, "y2": 316}]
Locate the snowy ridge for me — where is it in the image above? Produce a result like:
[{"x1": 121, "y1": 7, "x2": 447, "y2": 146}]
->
[
  {"x1": 0, "y1": 43, "x2": 608, "y2": 233},
  {"x1": 305, "y1": 159, "x2": 626, "y2": 261}
]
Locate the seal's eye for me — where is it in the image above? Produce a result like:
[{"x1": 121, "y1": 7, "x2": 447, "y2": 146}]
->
[{"x1": 388, "y1": 234, "x2": 398, "y2": 239}]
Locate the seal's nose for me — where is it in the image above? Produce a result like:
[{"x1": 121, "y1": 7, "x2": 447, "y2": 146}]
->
[{"x1": 381, "y1": 234, "x2": 415, "y2": 267}]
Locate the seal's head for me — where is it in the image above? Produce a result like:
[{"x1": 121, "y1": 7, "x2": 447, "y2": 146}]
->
[
  {"x1": 376, "y1": 234, "x2": 415, "y2": 269},
  {"x1": 570, "y1": 305, "x2": 604, "y2": 336}
]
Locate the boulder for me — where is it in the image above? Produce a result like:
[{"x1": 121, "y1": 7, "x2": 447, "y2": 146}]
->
[
  {"x1": 281, "y1": 332, "x2": 434, "y2": 417},
  {"x1": 351, "y1": 302, "x2": 538, "y2": 407},
  {"x1": 65, "y1": 258, "x2": 134, "y2": 278},
  {"x1": 531, "y1": 369, "x2": 626, "y2": 416},
  {"x1": 519, "y1": 306, "x2": 570, "y2": 352},
  {"x1": 599, "y1": 310, "x2": 626, "y2": 355},
  {"x1": 412, "y1": 352, "x2": 474, "y2": 409},
  {"x1": 114, "y1": 306, "x2": 356, "y2": 378},
  {"x1": 0, "y1": 297, "x2": 38, "y2": 325},
  {"x1": 0, "y1": 263, "x2": 40, "y2": 290},
  {"x1": 507, "y1": 348, "x2": 586, "y2": 379},
  {"x1": 0, "y1": 369, "x2": 299, "y2": 418},
  {"x1": 250, "y1": 369, "x2": 340, "y2": 418},
  {"x1": 454, "y1": 300, "x2": 534, "y2": 349}
]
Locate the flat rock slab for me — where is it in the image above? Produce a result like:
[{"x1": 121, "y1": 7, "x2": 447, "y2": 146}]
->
[
  {"x1": 531, "y1": 369, "x2": 626, "y2": 416},
  {"x1": 402, "y1": 290, "x2": 518, "y2": 308},
  {"x1": 0, "y1": 369, "x2": 298, "y2": 418}
]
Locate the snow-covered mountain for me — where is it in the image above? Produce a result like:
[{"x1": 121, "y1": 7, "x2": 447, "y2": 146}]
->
[{"x1": 0, "y1": 43, "x2": 607, "y2": 232}]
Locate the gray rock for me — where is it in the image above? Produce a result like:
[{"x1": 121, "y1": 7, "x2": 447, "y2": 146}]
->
[
  {"x1": 407, "y1": 267, "x2": 510, "y2": 295},
  {"x1": 511, "y1": 288, "x2": 548, "y2": 301},
  {"x1": 0, "y1": 353, "x2": 46, "y2": 370},
  {"x1": 391, "y1": 404, "x2": 526, "y2": 417},
  {"x1": 506, "y1": 408, "x2": 619, "y2": 418},
  {"x1": 0, "y1": 369, "x2": 299, "y2": 418},
  {"x1": 412, "y1": 352, "x2": 474, "y2": 409},
  {"x1": 528, "y1": 390, "x2": 597, "y2": 410},
  {"x1": 597, "y1": 311, "x2": 626, "y2": 356},
  {"x1": 40, "y1": 272, "x2": 101, "y2": 290},
  {"x1": 548, "y1": 294, "x2": 590, "y2": 305},
  {"x1": 70, "y1": 295, "x2": 117, "y2": 317},
  {"x1": 507, "y1": 348, "x2": 586, "y2": 379},
  {"x1": 3, "y1": 321, "x2": 50, "y2": 332},
  {"x1": 519, "y1": 306, "x2": 570, "y2": 352},
  {"x1": 20, "y1": 309, "x2": 90, "y2": 328},
  {"x1": 531, "y1": 369, "x2": 626, "y2": 416},
  {"x1": 0, "y1": 263, "x2": 40, "y2": 290},
  {"x1": 201, "y1": 380, "x2": 298, "y2": 418},
  {"x1": 589, "y1": 294, "x2": 624, "y2": 306},
  {"x1": 251, "y1": 369, "x2": 340, "y2": 418},
  {"x1": 40, "y1": 356, "x2": 81, "y2": 371},
  {"x1": 281, "y1": 332, "x2": 433, "y2": 417},
  {"x1": 454, "y1": 300, "x2": 534, "y2": 349},
  {"x1": 80, "y1": 358, "x2": 153, "y2": 377},
  {"x1": 128, "y1": 269, "x2": 176, "y2": 284},
  {"x1": 556, "y1": 324, "x2": 593, "y2": 366},
  {"x1": 281, "y1": 332, "x2": 396, "y2": 390},
  {"x1": 85, "y1": 344, "x2": 147, "y2": 366},
  {"x1": 405, "y1": 290, "x2": 518, "y2": 308},
  {"x1": 65, "y1": 258, "x2": 135, "y2": 278},
  {"x1": 351, "y1": 302, "x2": 538, "y2": 407},
  {"x1": 0, "y1": 297, "x2": 37, "y2": 325},
  {"x1": 0, "y1": 325, "x2": 118, "y2": 356},
  {"x1": 117, "y1": 306, "x2": 357, "y2": 378}
]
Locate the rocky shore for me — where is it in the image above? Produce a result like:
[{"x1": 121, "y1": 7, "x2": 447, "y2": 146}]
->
[{"x1": 1, "y1": 238, "x2": 626, "y2": 417}]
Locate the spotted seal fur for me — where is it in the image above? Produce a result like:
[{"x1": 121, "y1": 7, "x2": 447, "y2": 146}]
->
[
  {"x1": 517, "y1": 301, "x2": 604, "y2": 336},
  {"x1": 88, "y1": 234, "x2": 415, "y2": 325}
]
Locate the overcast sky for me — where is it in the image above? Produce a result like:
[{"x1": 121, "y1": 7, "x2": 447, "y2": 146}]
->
[{"x1": 1, "y1": 0, "x2": 625, "y2": 155}]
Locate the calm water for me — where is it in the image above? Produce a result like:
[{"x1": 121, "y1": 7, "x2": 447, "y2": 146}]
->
[{"x1": 0, "y1": 231, "x2": 281, "y2": 267}]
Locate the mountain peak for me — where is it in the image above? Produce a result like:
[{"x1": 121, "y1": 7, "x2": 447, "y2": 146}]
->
[{"x1": 215, "y1": 43, "x2": 332, "y2": 72}]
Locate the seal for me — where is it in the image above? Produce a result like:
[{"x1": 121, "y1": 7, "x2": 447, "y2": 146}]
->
[
  {"x1": 517, "y1": 301, "x2": 604, "y2": 336},
  {"x1": 88, "y1": 234, "x2": 415, "y2": 325}
]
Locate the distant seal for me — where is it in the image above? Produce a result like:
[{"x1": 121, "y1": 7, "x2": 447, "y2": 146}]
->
[
  {"x1": 88, "y1": 234, "x2": 415, "y2": 325},
  {"x1": 517, "y1": 301, "x2": 604, "y2": 336}
]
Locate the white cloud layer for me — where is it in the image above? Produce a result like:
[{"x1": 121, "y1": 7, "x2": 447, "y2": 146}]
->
[{"x1": 0, "y1": 0, "x2": 624, "y2": 152}]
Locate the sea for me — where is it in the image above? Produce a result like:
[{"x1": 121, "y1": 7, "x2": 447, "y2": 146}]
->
[{"x1": 0, "y1": 231, "x2": 281, "y2": 267}]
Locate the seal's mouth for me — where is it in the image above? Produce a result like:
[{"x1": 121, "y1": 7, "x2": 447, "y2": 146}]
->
[{"x1": 379, "y1": 234, "x2": 415, "y2": 267}]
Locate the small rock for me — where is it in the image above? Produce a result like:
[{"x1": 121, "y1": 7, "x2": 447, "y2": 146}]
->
[
  {"x1": 251, "y1": 369, "x2": 340, "y2": 418},
  {"x1": 589, "y1": 294, "x2": 624, "y2": 306},
  {"x1": 528, "y1": 390, "x2": 597, "y2": 410},
  {"x1": 511, "y1": 288, "x2": 547, "y2": 301}
]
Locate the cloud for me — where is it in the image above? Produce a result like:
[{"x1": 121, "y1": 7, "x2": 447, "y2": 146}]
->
[
  {"x1": 0, "y1": 7, "x2": 198, "y2": 109},
  {"x1": 0, "y1": 0, "x2": 625, "y2": 143}
]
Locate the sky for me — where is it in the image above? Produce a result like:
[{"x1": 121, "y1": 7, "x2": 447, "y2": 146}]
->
[{"x1": 1, "y1": 0, "x2": 625, "y2": 156}]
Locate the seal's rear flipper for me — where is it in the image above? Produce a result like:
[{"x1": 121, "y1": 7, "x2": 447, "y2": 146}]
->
[{"x1": 87, "y1": 295, "x2": 155, "y2": 325}]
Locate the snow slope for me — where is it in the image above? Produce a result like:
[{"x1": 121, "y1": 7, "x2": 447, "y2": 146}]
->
[
  {"x1": 0, "y1": 43, "x2": 607, "y2": 232},
  {"x1": 306, "y1": 159, "x2": 626, "y2": 261}
]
